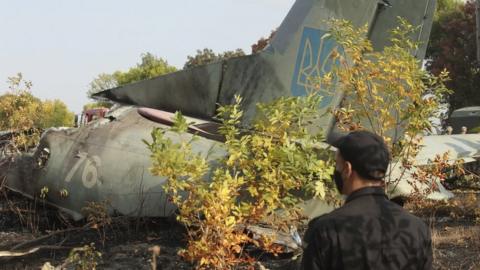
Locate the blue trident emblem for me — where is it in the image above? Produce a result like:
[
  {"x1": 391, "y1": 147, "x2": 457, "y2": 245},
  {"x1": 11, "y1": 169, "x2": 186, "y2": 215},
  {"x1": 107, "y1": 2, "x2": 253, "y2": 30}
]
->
[{"x1": 291, "y1": 27, "x2": 340, "y2": 107}]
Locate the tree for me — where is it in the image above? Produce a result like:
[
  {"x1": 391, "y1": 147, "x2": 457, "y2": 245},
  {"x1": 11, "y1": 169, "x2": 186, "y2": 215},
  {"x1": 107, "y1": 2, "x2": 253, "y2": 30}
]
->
[
  {"x1": 476, "y1": 0, "x2": 480, "y2": 61},
  {"x1": 183, "y1": 30, "x2": 279, "y2": 70},
  {"x1": 329, "y1": 18, "x2": 450, "y2": 200},
  {"x1": 0, "y1": 73, "x2": 75, "y2": 148},
  {"x1": 426, "y1": 0, "x2": 480, "y2": 112},
  {"x1": 40, "y1": 99, "x2": 75, "y2": 128},
  {"x1": 183, "y1": 48, "x2": 245, "y2": 69},
  {"x1": 87, "y1": 53, "x2": 177, "y2": 98},
  {"x1": 251, "y1": 30, "x2": 277, "y2": 54},
  {"x1": 0, "y1": 75, "x2": 74, "y2": 130},
  {"x1": 87, "y1": 73, "x2": 117, "y2": 98},
  {"x1": 0, "y1": 74, "x2": 43, "y2": 132},
  {"x1": 83, "y1": 102, "x2": 114, "y2": 111},
  {"x1": 435, "y1": 0, "x2": 462, "y2": 19},
  {"x1": 113, "y1": 52, "x2": 177, "y2": 86}
]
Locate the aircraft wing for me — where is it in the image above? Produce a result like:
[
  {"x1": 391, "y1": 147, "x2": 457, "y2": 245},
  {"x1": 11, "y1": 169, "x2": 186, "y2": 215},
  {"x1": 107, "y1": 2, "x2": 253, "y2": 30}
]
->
[
  {"x1": 416, "y1": 134, "x2": 480, "y2": 165},
  {"x1": 388, "y1": 134, "x2": 480, "y2": 200}
]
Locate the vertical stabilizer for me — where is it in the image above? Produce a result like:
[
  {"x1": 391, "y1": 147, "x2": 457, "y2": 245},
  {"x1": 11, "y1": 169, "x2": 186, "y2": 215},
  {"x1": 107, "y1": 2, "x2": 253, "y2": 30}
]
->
[
  {"x1": 95, "y1": 0, "x2": 437, "y2": 135},
  {"x1": 218, "y1": 0, "x2": 379, "y2": 127}
]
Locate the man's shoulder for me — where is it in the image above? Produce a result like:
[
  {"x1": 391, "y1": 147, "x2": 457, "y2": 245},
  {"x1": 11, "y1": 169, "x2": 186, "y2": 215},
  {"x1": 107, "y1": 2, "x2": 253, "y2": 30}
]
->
[{"x1": 307, "y1": 200, "x2": 429, "y2": 232}]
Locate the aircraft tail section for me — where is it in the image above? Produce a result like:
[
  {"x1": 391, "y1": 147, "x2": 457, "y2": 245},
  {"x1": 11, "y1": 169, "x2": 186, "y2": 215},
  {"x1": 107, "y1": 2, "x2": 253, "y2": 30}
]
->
[
  {"x1": 368, "y1": 0, "x2": 437, "y2": 60},
  {"x1": 268, "y1": 0, "x2": 436, "y2": 63},
  {"x1": 217, "y1": 0, "x2": 380, "y2": 126},
  {"x1": 228, "y1": 0, "x2": 436, "y2": 129},
  {"x1": 262, "y1": 0, "x2": 436, "y2": 99},
  {"x1": 95, "y1": 0, "x2": 437, "y2": 131},
  {"x1": 269, "y1": 0, "x2": 378, "y2": 55}
]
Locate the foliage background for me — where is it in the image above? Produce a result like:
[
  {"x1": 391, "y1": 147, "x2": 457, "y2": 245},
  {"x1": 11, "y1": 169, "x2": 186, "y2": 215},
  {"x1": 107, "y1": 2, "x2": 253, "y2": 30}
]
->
[
  {"x1": 426, "y1": 0, "x2": 479, "y2": 112},
  {"x1": 0, "y1": 73, "x2": 75, "y2": 131},
  {"x1": 0, "y1": 73, "x2": 75, "y2": 148}
]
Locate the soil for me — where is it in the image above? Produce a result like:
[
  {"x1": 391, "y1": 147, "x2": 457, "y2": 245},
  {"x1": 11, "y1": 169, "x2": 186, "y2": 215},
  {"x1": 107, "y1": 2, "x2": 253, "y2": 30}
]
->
[
  {"x1": 431, "y1": 220, "x2": 480, "y2": 270},
  {"x1": 0, "y1": 190, "x2": 478, "y2": 270}
]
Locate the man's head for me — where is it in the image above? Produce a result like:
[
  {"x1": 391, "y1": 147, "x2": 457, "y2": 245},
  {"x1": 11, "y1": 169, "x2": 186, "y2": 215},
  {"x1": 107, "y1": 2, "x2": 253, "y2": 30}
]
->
[{"x1": 330, "y1": 130, "x2": 390, "y2": 195}]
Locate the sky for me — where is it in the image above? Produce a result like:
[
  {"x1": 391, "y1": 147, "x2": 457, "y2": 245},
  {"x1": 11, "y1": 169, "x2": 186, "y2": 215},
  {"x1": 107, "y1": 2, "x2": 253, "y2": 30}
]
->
[{"x1": 0, "y1": 0, "x2": 295, "y2": 114}]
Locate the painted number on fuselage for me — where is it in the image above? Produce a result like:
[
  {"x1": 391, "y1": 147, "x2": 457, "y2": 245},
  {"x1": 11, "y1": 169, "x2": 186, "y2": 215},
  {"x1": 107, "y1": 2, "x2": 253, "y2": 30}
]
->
[{"x1": 65, "y1": 152, "x2": 101, "y2": 189}]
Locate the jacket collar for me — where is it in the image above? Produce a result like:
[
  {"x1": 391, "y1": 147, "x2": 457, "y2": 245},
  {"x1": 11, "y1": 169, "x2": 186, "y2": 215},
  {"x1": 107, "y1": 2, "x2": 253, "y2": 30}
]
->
[{"x1": 345, "y1": 187, "x2": 387, "y2": 204}]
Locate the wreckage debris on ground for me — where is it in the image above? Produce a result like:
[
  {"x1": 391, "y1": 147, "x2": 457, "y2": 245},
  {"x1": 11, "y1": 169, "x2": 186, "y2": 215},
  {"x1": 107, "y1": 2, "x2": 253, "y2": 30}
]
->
[{"x1": 0, "y1": 187, "x2": 479, "y2": 270}]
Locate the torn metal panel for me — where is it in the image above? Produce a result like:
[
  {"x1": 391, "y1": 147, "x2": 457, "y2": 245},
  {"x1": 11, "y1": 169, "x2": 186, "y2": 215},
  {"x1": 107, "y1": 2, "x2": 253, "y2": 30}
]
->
[{"x1": 217, "y1": 54, "x2": 288, "y2": 125}]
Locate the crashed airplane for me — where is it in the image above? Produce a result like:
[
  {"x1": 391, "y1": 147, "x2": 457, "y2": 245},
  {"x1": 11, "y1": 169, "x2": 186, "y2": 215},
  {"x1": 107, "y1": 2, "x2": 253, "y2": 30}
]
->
[{"x1": 2, "y1": 0, "x2": 479, "y2": 221}]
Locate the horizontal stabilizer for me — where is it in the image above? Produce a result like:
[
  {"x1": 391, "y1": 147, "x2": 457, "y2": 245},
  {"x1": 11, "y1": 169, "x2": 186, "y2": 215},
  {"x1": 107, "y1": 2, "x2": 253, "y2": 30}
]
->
[{"x1": 94, "y1": 63, "x2": 224, "y2": 119}]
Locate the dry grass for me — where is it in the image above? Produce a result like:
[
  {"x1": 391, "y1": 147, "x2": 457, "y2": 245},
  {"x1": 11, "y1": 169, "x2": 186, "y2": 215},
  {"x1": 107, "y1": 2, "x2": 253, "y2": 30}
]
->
[
  {"x1": 1, "y1": 183, "x2": 480, "y2": 269},
  {"x1": 432, "y1": 225, "x2": 480, "y2": 270},
  {"x1": 432, "y1": 226, "x2": 480, "y2": 246},
  {"x1": 406, "y1": 193, "x2": 480, "y2": 221},
  {"x1": 406, "y1": 192, "x2": 480, "y2": 270}
]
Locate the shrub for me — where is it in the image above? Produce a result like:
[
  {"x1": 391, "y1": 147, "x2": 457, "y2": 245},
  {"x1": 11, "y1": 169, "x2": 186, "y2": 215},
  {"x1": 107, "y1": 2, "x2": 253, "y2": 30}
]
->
[
  {"x1": 146, "y1": 94, "x2": 334, "y2": 269},
  {"x1": 327, "y1": 18, "x2": 452, "y2": 195}
]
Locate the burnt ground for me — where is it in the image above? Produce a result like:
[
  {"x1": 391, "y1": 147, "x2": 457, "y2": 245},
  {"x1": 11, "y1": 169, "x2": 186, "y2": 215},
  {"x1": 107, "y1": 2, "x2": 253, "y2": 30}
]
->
[
  {"x1": 431, "y1": 220, "x2": 480, "y2": 270},
  {"x1": 0, "y1": 191, "x2": 298, "y2": 270},
  {"x1": 0, "y1": 190, "x2": 479, "y2": 270},
  {"x1": 406, "y1": 191, "x2": 480, "y2": 270},
  {"x1": 0, "y1": 192, "x2": 190, "y2": 270}
]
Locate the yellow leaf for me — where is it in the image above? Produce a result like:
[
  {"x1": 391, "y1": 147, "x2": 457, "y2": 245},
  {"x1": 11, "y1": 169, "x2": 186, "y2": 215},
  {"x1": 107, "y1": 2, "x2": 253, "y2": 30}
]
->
[
  {"x1": 225, "y1": 216, "x2": 236, "y2": 227},
  {"x1": 314, "y1": 180, "x2": 326, "y2": 199}
]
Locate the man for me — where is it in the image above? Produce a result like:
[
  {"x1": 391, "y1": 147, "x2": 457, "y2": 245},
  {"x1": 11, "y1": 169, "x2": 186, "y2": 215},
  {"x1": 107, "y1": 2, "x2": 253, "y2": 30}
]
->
[{"x1": 300, "y1": 130, "x2": 432, "y2": 270}]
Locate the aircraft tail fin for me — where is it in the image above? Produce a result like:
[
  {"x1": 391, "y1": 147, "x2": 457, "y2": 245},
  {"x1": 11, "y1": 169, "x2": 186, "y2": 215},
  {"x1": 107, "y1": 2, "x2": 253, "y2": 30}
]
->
[
  {"x1": 94, "y1": 0, "x2": 437, "y2": 129},
  {"x1": 267, "y1": 0, "x2": 436, "y2": 59}
]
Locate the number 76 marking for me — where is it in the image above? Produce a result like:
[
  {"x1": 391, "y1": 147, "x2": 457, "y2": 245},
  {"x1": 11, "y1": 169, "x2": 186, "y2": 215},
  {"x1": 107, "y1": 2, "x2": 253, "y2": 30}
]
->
[{"x1": 65, "y1": 152, "x2": 102, "y2": 189}]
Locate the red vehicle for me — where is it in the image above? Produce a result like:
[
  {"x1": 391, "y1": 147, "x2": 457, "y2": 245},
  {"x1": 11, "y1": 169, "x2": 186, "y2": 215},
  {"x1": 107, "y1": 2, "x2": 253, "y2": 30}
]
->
[{"x1": 76, "y1": 107, "x2": 109, "y2": 126}]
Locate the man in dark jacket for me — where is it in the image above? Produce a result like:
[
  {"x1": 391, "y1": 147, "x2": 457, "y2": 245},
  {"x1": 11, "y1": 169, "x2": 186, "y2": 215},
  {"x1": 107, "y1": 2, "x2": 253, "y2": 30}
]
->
[{"x1": 300, "y1": 130, "x2": 432, "y2": 270}]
